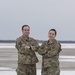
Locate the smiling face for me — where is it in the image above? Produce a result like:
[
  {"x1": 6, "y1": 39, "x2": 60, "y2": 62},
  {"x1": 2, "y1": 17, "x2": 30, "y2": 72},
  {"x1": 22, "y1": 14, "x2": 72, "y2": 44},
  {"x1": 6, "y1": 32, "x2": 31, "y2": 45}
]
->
[
  {"x1": 22, "y1": 26, "x2": 30, "y2": 37},
  {"x1": 48, "y1": 29, "x2": 56, "y2": 40}
]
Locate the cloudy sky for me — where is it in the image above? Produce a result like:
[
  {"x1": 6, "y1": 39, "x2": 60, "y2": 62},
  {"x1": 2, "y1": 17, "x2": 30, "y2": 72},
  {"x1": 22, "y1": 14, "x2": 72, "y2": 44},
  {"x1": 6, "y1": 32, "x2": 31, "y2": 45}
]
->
[{"x1": 0, "y1": 0, "x2": 75, "y2": 40}]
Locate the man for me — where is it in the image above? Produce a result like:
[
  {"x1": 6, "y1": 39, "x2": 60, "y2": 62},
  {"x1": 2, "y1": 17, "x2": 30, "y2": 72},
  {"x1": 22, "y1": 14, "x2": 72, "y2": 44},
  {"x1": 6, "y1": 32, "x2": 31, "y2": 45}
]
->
[{"x1": 16, "y1": 25, "x2": 39, "y2": 75}]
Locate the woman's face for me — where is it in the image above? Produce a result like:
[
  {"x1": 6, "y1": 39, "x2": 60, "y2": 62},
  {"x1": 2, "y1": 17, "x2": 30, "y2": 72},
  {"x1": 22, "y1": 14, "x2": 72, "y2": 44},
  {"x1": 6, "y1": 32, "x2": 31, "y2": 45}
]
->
[{"x1": 48, "y1": 30, "x2": 56, "y2": 40}]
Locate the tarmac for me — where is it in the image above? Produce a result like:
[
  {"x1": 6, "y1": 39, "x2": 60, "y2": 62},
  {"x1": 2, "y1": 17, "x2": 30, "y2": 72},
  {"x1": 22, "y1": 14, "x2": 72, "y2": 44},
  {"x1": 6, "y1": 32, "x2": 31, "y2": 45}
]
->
[{"x1": 0, "y1": 43, "x2": 75, "y2": 75}]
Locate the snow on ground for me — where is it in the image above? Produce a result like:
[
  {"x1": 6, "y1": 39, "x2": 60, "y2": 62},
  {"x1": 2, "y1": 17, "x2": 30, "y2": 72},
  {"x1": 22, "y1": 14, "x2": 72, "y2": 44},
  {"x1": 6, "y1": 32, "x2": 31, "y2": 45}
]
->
[{"x1": 0, "y1": 67, "x2": 75, "y2": 75}]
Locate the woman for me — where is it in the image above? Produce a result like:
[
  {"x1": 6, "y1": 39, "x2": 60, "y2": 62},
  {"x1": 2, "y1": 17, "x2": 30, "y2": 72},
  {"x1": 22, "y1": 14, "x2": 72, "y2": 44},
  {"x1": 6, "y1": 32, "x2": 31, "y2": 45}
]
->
[{"x1": 38, "y1": 29, "x2": 62, "y2": 75}]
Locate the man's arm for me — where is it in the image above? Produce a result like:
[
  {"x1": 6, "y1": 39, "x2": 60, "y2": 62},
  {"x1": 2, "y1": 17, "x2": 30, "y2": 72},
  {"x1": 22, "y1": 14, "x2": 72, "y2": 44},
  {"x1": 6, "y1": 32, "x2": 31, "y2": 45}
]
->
[
  {"x1": 15, "y1": 38, "x2": 31, "y2": 54},
  {"x1": 30, "y1": 39, "x2": 39, "y2": 52}
]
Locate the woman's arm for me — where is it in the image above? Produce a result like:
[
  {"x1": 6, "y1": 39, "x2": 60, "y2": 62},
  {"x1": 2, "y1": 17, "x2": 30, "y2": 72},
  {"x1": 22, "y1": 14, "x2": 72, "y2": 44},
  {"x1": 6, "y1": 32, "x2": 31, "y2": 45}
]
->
[
  {"x1": 43, "y1": 43, "x2": 62, "y2": 57},
  {"x1": 38, "y1": 41, "x2": 48, "y2": 55}
]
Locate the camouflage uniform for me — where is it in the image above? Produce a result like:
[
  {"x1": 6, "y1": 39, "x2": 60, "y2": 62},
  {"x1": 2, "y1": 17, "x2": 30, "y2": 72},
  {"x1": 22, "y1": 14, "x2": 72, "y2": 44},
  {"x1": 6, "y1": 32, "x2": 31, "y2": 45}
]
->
[
  {"x1": 38, "y1": 39, "x2": 62, "y2": 75},
  {"x1": 15, "y1": 36, "x2": 39, "y2": 75}
]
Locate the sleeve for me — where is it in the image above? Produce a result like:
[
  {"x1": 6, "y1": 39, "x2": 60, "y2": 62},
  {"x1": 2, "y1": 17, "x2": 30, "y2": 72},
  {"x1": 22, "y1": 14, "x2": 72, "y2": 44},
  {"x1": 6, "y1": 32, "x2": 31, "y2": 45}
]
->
[
  {"x1": 15, "y1": 38, "x2": 31, "y2": 54},
  {"x1": 43, "y1": 43, "x2": 62, "y2": 57},
  {"x1": 30, "y1": 39, "x2": 39, "y2": 52},
  {"x1": 38, "y1": 42, "x2": 47, "y2": 55},
  {"x1": 15, "y1": 38, "x2": 21, "y2": 50}
]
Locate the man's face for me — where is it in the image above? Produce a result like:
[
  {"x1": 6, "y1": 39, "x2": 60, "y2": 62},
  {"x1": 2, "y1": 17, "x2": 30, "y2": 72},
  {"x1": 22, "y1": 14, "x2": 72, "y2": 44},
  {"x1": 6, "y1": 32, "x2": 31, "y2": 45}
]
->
[
  {"x1": 48, "y1": 31, "x2": 56, "y2": 40},
  {"x1": 22, "y1": 26, "x2": 30, "y2": 37}
]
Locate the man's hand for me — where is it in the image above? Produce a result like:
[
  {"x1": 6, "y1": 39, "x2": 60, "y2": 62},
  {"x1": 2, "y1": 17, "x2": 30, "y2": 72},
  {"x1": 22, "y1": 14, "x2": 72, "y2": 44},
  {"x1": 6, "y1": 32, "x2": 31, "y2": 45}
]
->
[{"x1": 25, "y1": 46, "x2": 30, "y2": 49}]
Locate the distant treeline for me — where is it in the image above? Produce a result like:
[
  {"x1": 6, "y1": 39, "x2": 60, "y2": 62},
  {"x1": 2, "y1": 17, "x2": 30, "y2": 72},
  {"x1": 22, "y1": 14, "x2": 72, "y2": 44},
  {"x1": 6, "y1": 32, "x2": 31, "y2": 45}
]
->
[{"x1": 0, "y1": 40, "x2": 75, "y2": 43}]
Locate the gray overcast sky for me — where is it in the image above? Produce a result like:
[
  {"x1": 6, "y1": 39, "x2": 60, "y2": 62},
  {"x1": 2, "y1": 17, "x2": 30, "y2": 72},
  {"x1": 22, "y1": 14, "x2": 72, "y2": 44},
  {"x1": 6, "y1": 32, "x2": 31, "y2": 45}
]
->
[{"x1": 0, "y1": 0, "x2": 75, "y2": 40}]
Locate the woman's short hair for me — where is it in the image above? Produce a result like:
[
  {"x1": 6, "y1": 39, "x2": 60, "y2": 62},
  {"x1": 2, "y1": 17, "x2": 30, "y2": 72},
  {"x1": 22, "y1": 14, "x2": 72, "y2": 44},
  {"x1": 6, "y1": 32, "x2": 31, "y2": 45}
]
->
[{"x1": 49, "y1": 29, "x2": 57, "y2": 36}]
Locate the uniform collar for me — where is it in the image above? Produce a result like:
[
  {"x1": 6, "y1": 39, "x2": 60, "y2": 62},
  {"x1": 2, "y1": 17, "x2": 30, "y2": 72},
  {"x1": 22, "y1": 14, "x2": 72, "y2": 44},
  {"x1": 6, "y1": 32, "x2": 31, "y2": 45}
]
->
[
  {"x1": 22, "y1": 35, "x2": 30, "y2": 41},
  {"x1": 47, "y1": 39, "x2": 57, "y2": 44}
]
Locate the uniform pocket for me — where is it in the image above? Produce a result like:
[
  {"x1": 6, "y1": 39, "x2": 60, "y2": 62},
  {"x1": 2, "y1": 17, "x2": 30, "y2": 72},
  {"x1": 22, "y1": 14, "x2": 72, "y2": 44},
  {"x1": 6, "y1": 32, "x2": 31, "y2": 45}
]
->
[
  {"x1": 43, "y1": 58, "x2": 51, "y2": 68},
  {"x1": 18, "y1": 54, "x2": 31, "y2": 64}
]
